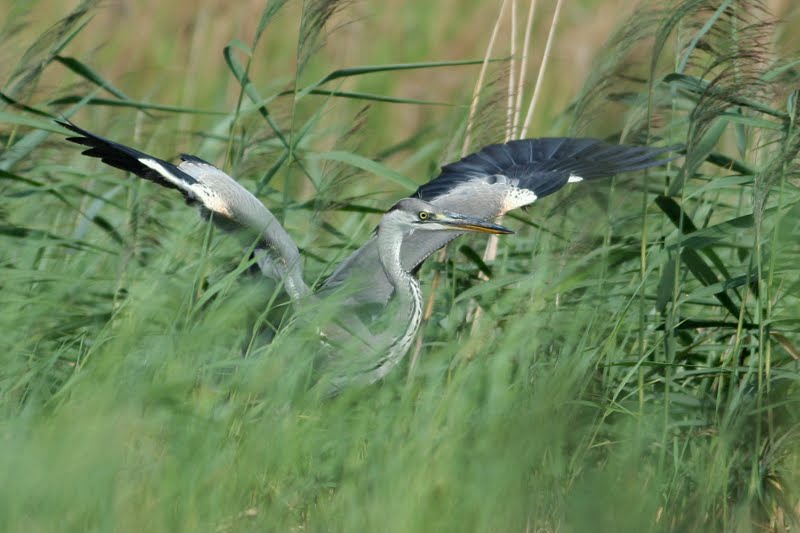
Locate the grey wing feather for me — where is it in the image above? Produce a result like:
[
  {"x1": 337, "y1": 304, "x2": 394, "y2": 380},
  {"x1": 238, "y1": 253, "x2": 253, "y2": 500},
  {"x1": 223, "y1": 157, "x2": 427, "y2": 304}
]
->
[
  {"x1": 415, "y1": 137, "x2": 676, "y2": 202},
  {"x1": 317, "y1": 229, "x2": 462, "y2": 315},
  {"x1": 60, "y1": 120, "x2": 310, "y2": 299},
  {"x1": 58, "y1": 120, "x2": 199, "y2": 199},
  {"x1": 322, "y1": 137, "x2": 678, "y2": 310}
]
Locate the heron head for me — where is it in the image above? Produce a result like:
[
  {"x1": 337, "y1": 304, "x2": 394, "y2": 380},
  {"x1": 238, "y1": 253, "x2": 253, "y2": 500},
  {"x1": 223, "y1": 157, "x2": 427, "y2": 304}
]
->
[{"x1": 383, "y1": 198, "x2": 514, "y2": 235}]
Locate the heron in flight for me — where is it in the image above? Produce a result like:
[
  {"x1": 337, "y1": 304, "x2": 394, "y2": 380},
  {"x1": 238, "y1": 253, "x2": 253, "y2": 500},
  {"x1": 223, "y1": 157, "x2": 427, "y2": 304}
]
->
[{"x1": 58, "y1": 120, "x2": 675, "y2": 385}]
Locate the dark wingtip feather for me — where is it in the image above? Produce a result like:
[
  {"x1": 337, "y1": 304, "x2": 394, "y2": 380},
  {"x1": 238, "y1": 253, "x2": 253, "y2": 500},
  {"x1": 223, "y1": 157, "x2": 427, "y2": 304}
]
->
[
  {"x1": 58, "y1": 120, "x2": 198, "y2": 195},
  {"x1": 416, "y1": 137, "x2": 680, "y2": 202},
  {"x1": 56, "y1": 118, "x2": 82, "y2": 134}
]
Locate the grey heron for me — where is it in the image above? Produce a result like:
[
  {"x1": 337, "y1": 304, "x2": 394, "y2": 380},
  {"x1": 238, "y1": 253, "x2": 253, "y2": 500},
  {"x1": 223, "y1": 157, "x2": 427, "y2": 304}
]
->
[{"x1": 58, "y1": 120, "x2": 676, "y2": 384}]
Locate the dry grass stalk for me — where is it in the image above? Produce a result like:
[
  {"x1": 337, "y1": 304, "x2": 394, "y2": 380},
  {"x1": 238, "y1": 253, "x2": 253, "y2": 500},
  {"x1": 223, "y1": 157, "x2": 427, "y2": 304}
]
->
[{"x1": 521, "y1": 0, "x2": 564, "y2": 137}]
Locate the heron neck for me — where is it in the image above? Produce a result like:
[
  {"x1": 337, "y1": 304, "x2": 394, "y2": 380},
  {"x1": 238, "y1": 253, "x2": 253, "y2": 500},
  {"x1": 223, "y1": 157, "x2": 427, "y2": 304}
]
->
[
  {"x1": 377, "y1": 225, "x2": 417, "y2": 301},
  {"x1": 370, "y1": 222, "x2": 423, "y2": 382}
]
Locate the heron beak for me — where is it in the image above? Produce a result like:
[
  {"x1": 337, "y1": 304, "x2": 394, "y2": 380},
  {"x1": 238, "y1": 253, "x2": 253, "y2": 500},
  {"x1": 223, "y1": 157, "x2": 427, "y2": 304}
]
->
[{"x1": 437, "y1": 213, "x2": 514, "y2": 234}]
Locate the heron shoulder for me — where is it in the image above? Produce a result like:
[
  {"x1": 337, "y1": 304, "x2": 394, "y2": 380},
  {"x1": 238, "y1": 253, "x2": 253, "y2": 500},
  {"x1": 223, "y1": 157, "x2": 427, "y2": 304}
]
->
[{"x1": 177, "y1": 157, "x2": 267, "y2": 225}]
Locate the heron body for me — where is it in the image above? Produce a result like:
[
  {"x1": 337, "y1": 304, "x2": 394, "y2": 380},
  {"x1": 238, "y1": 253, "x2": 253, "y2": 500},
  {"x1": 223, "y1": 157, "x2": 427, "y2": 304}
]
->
[{"x1": 59, "y1": 120, "x2": 675, "y2": 386}]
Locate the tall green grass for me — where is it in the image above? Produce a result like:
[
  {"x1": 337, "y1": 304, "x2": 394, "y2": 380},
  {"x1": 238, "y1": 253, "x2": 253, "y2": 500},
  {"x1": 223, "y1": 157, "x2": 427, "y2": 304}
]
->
[{"x1": 1, "y1": 0, "x2": 799, "y2": 531}]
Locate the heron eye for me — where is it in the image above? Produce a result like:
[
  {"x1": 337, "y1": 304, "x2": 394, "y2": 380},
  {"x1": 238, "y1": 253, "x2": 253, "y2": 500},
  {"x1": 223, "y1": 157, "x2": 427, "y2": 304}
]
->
[{"x1": 418, "y1": 211, "x2": 429, "y2": 220}]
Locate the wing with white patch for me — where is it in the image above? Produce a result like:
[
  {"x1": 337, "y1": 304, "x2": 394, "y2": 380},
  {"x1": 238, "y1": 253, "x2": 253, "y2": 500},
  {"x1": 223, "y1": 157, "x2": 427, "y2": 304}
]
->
[
  {"x1": 320, "y1": 137, "x2": 678, "y2": 311},
  {"x1": 59, "y1": 120, "x2": 310, "y2": 299},
  {"x1": 58, "y1": 120, "x2": 200, "y2": 201},
  {"x1": 60, "y1": 120, "x2": 264, "y2": 228},
  {"x1": 415, "y1": 137, "x2": 677, "y2": 214}
]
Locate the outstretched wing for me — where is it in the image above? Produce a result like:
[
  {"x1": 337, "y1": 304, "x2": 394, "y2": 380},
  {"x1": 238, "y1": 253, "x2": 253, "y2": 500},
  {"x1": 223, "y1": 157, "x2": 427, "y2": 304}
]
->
[
  {"x1": 59, "y1": 120, "x2": 309, "y2": 299},
  {"x1": 59, "y1": 120, "x2": 200, "y2": 198},
  {"x1": 59, "y1": 120, "x2": 252, "y2": 222},
  {"x1": 416, "y1": 137, "x2": 676, "y2": 213},
  {"x1": 320, "y1": 137, "x2": 678, "y2": 311}
]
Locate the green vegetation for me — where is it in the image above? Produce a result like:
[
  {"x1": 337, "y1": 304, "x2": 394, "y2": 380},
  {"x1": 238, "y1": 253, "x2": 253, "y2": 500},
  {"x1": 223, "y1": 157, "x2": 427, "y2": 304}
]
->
[{"x1": 2, "y1": 0, "x2": 799, "y2": 530}]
